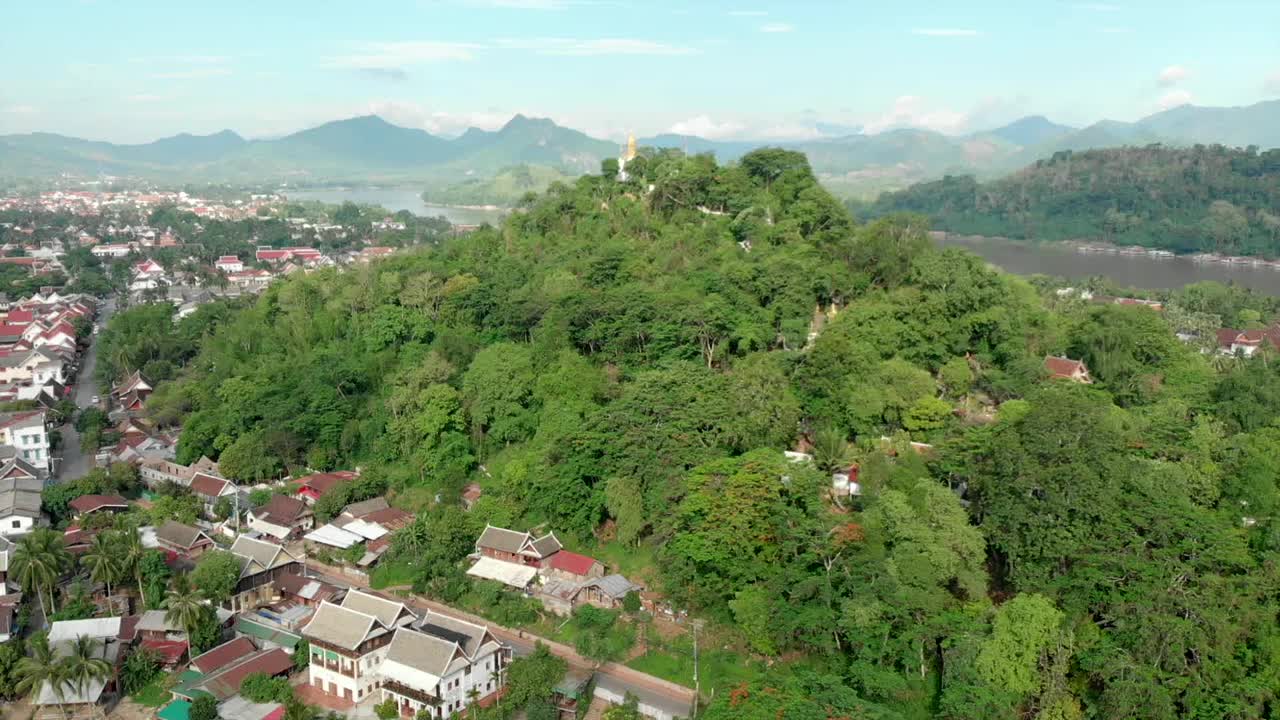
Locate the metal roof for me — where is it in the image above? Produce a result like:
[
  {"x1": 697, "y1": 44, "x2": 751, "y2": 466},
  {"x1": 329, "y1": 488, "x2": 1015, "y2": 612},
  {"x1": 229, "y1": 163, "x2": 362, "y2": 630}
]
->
[{"x1": 467, "y1": 556, "x2": 538, "y2": 588}]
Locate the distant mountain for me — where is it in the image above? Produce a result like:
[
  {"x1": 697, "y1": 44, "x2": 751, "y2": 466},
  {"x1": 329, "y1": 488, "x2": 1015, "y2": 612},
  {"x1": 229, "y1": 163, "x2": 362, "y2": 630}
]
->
[
  {"x1": 1, "y1": 100, "x2": 1278, "y2": 195},
  {"x1": 987, "y1": 115, "x2": 1075, "y2": 146}
]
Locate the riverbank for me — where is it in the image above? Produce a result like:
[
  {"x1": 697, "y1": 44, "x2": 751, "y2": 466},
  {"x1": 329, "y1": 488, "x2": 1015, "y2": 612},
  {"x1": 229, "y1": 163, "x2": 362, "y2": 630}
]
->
[{"x1": 931, "y1": 232, "x2": 1280, "y2": 296}]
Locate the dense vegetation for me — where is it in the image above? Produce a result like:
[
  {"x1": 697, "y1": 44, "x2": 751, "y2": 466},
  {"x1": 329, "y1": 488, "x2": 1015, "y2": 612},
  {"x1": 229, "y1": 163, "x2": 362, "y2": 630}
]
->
[
  {"x1": 117, "y1": 146, "x2": 1280, "y2": 719},
  {"x1": 872, "y1": 145, "x2": 1280, "y2": 257}
]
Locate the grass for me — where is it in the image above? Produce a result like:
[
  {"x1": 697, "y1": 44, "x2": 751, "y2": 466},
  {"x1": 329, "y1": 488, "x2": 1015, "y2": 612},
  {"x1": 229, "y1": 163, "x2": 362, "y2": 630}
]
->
[
  {"x1": 590, "y1": 540, "x2": 658, "y2": 581},
  {"x1": 627, "y1": 646, "x2": 764, "y2": 696},
  {"x1": 131, "y1": 674, "x2": 172, "y2": 707},
  {"x1": 369, "y1": 558, "x2": 417, "y2": 589}
]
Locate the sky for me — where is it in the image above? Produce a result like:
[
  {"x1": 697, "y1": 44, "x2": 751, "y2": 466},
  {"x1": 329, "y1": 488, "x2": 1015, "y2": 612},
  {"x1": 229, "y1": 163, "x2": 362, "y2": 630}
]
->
[{"x1": 2, "y1": 0, "x2": 1279, "y2": 144}]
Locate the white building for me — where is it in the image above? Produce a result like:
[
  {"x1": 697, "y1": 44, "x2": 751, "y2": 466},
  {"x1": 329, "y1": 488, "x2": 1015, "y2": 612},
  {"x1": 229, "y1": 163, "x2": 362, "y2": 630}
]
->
[
  {"x1": 380, "y1": 612, "x2": 509, "y2": 719},
  {"x1": 215, "y1": 256, "x2": 245, "y2": 273},
  {"x1": 301, "y1": 590, "x2": 417, "y2": 703},
  {"x1": 0, "y1": 410, "x2": 50, "y2": 473},
  {"x1": 90, "y1": 244, "x2": 132, "y2": 258},
  {"x1": 0, "y1": 475, "x2": 44, "y2": 537}
]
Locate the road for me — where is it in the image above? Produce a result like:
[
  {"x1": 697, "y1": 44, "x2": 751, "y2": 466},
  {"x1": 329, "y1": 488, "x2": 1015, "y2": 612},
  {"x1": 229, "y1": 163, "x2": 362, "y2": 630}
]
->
[
  {"x1": 302, "y1": 563, "x2": 697, "y2": 719},
  {"x1": 56, "y1": 296, "x2": 115, "y2": 483}
]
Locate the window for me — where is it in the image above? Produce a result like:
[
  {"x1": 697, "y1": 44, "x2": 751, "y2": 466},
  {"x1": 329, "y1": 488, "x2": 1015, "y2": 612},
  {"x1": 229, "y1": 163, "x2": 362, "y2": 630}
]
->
[
  {"x1": 464, "y1": 666, "x2": 471, "y2": 676},
  {"x1": 11, "y1": 520, "x2": 19, "y2": 529}
]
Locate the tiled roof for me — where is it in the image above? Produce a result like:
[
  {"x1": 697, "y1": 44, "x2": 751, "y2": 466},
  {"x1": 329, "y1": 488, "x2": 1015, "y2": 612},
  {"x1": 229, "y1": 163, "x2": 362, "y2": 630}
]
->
[
  {"x1": 384, "y1": 627, "x2": 458, "y2": 678},
  {"x1": 256, "y1": 494, "x2": 308, "y2": 525},
  {"x1": 155, "y1": 520, "x2": 210, "y2": 550},
  {"x1": 301, "y1": 601, "x2": 379, "y2": 650},
  {"x1": 476, "y1": 525, "x2": 529, "y2": 554},
  {"x1": 190, "y1": 472, "x2": 231, "y2": 498},
  {"x1": 68, "y1": 494, "x2": 128, "y2": 514},
  {"x1": 341, "y1": 589, "x2": 412, "y2": 629},
  {"x1": 340, "y1": 496, "x2": 388, "y2": 518},
  {"x1": 548, "y1": 550, "x2": 600, "y2": 576},
  {"x1": 190, "y1": 636, "x2": 257, "y2": 674}
]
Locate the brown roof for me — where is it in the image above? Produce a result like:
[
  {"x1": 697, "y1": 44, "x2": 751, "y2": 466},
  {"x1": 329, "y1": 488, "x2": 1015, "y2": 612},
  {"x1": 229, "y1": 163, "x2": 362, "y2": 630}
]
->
[
  {"x1": 359, "y1": 506, "x2": 413, "y2": 530},
  {"x1": 187, "y1": 648, "x2": 293, "y2": 701},
  {"x1": 276, "y1": 572, "x2": 342, "y2": 603},
  {"x1": 1044, "y1": 355, "x2": 1088, "y2": 379},
  {"x1": 190, "y1": 473, "x2": 231, "y2": 498},
  {"x1": 190, "y1": 637, "x2": 257, "y2": 674},
  {"x1": 155, "y1": 520, "x2": 211, "y2": 550},
  {"x1": 256, "y1": 494, "x2": 309, "y2": 526},
  {"x1": 68, "y1": 494, "x2": 128, "y2": 514},
  {"x1": 297, "y1": 470, "x2": 358, "y2": 495}
]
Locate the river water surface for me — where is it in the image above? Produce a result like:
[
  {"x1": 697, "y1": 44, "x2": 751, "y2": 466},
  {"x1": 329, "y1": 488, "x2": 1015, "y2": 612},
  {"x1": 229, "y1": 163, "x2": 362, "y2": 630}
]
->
[
  {"x1": 283, "y1": 188, "x2": 506, "y2": 226},
  {"x1": 935, "y1": 234, "x2": 1280, "y2": 296}
]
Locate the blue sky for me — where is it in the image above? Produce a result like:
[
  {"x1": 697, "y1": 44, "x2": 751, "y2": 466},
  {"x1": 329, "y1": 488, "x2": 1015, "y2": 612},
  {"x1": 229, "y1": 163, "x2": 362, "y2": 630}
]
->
[{"x1": 2, "y1": 0, "x2": 1278, "y2": 143}]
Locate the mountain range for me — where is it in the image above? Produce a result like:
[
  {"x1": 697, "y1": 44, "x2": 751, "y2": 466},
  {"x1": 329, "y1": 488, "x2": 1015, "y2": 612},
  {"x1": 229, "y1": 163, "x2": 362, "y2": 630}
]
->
[{"x1": 2, "y1": 100, "x2": 1279, "y2": 198}]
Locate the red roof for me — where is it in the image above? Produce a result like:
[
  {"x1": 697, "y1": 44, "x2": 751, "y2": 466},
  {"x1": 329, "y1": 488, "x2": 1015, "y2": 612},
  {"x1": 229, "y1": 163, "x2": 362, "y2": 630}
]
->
[
  {"x1": 190, "y1": 473, "x2": 231, "y2": 498},
  {"x1": 256, "y1": 249, "x2": 290, "y2": 261},
  {"x1": 140, "y1": 638, "x2": 189, "y2": 665},
  {"x1": 256, "y1": 494, "x2": 309, "y2": 525},
  {"x1": 118, "y1": 615, "x2": 140, "y2": 641},
  {"x1": 548, "y1": 550, "x2": 601, "y2": 577},
  {"x1": 211, "y1": 648, "x2": 293, "y2": 689},
  {"x1": 6, "y1": 310, "x2": 33, "y2": 324},
  {"x1": 216, "y1": 255, "x2": 240, "y2": 263},
  {"x1": 0, "y1": 323, "x2": 26, "y2": 338},
  {"x1": 191, "y1": 637, "x2": 257, "y2": 674},
  {"x1": 296, "y1": 470, "x2": 358, "y2": 496},
  {"x1": 359, "y1": 506, "x2": 413, "y2": 529},
  {"x1": 68, "y1": 494, "x2": 129, "y2": 514},
  {"x1": 1044, "y1": 356, "x2": 1088, "y2": 379}
]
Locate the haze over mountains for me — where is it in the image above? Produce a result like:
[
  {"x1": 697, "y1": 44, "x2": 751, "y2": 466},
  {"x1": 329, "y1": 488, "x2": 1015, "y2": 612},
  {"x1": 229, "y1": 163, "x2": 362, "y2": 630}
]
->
[{"x1": 3, "y1": 100, "x2": 1279, "y2": 198}]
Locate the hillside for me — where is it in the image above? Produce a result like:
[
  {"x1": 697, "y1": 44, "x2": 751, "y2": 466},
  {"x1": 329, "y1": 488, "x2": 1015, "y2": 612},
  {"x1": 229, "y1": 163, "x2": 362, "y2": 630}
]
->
[
  {"x1": 110, "y1": 145, "x2": 1280, "y2": 719},
  {"x1": 421, "y1": 164, "x2": 573, "y2": 206},
  {"x1": 872, "y1": 144, "x2": 1280, "y2": 256}
]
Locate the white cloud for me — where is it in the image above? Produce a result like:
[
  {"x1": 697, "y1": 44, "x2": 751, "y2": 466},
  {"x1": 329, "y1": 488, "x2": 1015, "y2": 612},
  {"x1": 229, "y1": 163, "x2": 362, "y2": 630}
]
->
[
  {"x1": 1, "y1": 105, "x2": 36, "y2": 115},
  {"x1": 365, "y1": 101, "x2": 514, "y2": 136},
  {"x1": 151, "y1": 68, "x2": 232, "y2": 80},
  {"x1": 729, "y1": 10, "x2": 768, "y2": 16},
  {"x1": 1156, "y1": 89, "x2": 1193, "y2": 110},
  {"x1": 667, "y1": 115, "x2": 746, "y2": 139},
  {"x1": 862, "y1": 96, "x2": 969, "y2": 134},
  {"x1": 1157, "y1": 65, "x2": 1189, "y2": 86},
  {"x1": 911, "y1": 28, "x2": 980, "y2": 37},
  {"x1": 760, "y1": 23, "x2": 793, "y2": 33},
  {"x1": 327, "y1": 41, "x2": 481, "y2": 70},
  {"x1": 493, "y1": 37, "x2": 696, "y2": 56},
  {"x1": 1265, "y1": 70, "x2": 1280, "y2": 95},
  {"x1": 751, "y1": 123, "x2": 824, "y2": 141}
]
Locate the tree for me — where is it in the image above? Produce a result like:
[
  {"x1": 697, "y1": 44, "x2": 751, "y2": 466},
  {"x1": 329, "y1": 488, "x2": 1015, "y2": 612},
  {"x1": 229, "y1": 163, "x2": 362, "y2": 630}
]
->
[
  {"x1": 81, "y1": 531, "x2": 124, "y2": 597},
  {"x1": 0, "y1": 635, "x2": 23, "y2": 700},
  {"x1": 60, "y1": 635, "x2": 111, "y2": 701},
  {"x1": 15, "y1": 633, "x2": 64, "y2": 704},
  {"x1": 138, "y1": 549, "x2": 172, "y2": 610},
  {"x1": 10, "y1": 528, "x2": 71, "y2": 617},
  {"x1": 241, "y1": 672, "x2": 293, "y2": 703},
  {"x1": 164, "y1": 575, "x2": 207, "y2": 660},
  {"x1": 374, "y1": 698, "x2": 399, "y2": 720},
  {"x1": 291, "y1": 640, "x2": 311, "y2": 671},
  {"x1": 191, "y1": 694, "x2": 219, "y2": 720},
  {"x1": 119, "y1": 647, "x2": 163, "y2": 695},
  {"x1": 501, "y1": 643, "x2": 567, "y2": 711},
  {"x1": 190, "y1": 551, "x2": 242, "y2": 604},
  {"x1": 729, "y1": 585, "x2": 777, "y2": 656}
]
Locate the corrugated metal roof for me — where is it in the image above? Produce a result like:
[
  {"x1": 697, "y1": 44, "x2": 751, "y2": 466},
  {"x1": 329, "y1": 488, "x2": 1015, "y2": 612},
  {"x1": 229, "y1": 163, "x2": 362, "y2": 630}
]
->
[
  {"x1": 466, "y1": 557, "x2": 537, "y2": 588},
  {"x1": 304, "y1": 523, "x2": 363, "y2": 548}
]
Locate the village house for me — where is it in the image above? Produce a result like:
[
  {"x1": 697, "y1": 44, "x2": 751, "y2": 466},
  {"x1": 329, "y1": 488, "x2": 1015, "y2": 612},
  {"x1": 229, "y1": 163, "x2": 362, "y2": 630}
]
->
[
  {"x1": 275, "y1": 572, "x2": 344, "y2": 607},
  {"x1": 474, "y1": 525, "x2": 563, "y2": 567},
  {"x1": 111, "y1": 369, "x2": 153, "y2": 412},
  {"x1": 90, "y1": 243, "x2": 133, "y2": 258},
  {"x1": 0, "y1": 476, "x2": 44, "y2": 536},
  {"x1": 140, "y1": 458, "x2": 196, "y2": 489},
  {"x1": 226, "y1": 269, "x2": 274, "y2": 291},
  {"x1": 190, "y1": 472, "x2": 238, "y2": 519},
  {"x1": 39, "y1": 617, "x2": 131, "y2": 714},
  {"x1": 295, "y1": 469, "x2": 360, "y2": 504},
  {"x1": 543, "y1": 550, "x2": 606, "y2": 584},
  {"x1": 214, "y1": 255, "x2": 245, "y2": 273},
  {"x1": 0, "y1": 410, "x2": 51, "y2": 473},
  {"x1": 302, "y1": 589, "x2": 418, "y2": 702},
  {"x1": 136, "y1": 609, "x2": 190, "y2": 667},
  {"x1": 68, "y1": 494, "x2": 129, "y2": 519},
  {"x1": 1044, "y1": 356, "x2": 1093, "y2": 383},
  {"x1": 172, "y1": 637, "x2": 294, "y2": 704},
  {"x1": 0, "y1": 537, "x2": 12, "y2": 588},
  {"x1": 154, "y1": 520, "x2": 216, "y2": 559},
  {"x1": 0, "y1": 591, "x2": 19, "y2": 643},
  {"x1": 378, "y1": 612, "x2": 510, "y2": 719},
  {"x1": 226, "y1": 535, "x2": 304, "y2": 612},
  {"x1": 247, "y1": 493, "x2": 315, "y2": 541}
]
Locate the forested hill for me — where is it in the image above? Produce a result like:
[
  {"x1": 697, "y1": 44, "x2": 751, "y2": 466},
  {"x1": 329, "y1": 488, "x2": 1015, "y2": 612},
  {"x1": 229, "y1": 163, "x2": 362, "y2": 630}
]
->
[
  {"x1": 121, "y1": 146, "x2": 1280, "y2": 719},
  {"x1": 871, "y1": 144, "x2": 1280, "y2": 256}
]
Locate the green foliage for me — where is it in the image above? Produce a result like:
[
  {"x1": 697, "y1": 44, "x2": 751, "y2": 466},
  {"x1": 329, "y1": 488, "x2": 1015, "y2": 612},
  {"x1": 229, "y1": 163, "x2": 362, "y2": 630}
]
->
[
  {"x1": 240, "y1": 672, "x2": 294, "y2": 704},
  {"x1": 119, "y1": 648, "x2": 163, "y2": 695},
  {"x1": 501, "y1": 643, "x2": 567, "y2": 712},
  {"x1": 874, "y1": 146, "x2": 1280, "y2": 256},
  {"x1": 374, "y1": 698, "x2": 399, "y2": 720},
  {"x1": 569, "y1": 605, "x2": 634, "y2": 663},
  {"x1": 248, "y1": 488, "x2": 274, "y2": 507},
  {"x1": 191, "y1": 694, "x2": 219, "y2": 720},
  {"x1": 190, "y1": 551, "x2": 241, "y2": 603},
  {"x1": 292, "y1": 640, "x2": 310, "y2": 671}
]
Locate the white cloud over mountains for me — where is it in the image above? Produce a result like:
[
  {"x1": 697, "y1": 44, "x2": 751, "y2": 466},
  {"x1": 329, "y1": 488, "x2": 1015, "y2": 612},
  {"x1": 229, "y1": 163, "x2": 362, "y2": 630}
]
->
[{"x1": 1157, "y1": 65, "x2": 1190, "y2": 86}]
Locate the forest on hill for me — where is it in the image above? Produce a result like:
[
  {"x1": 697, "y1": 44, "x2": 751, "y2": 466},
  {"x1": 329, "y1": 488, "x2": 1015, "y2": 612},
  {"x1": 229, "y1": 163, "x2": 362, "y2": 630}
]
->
[
  {"x1": 870, "y1": 144, "x2": 1280, "y2": 257},
  {"x1": 108, "y1": 146, "x2": 1280, "y2": 719}
]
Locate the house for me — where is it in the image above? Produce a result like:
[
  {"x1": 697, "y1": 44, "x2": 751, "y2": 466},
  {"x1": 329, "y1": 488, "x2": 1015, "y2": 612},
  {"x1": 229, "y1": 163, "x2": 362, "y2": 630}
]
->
[
  {"x1": 461, "y1": 483, "x2": 483, "y2": 510},
  {"x1": 378, "y1": 612, "x2": 510, "y2": 719},
  {"x1": 574, "y1": 574, "x2": 642, "y2": 611},
  {"x1": 551, "y1": 671, "x2": 593, "y2": 720},
  {"x1": 111, "y1": 370, "x2": 153, "y2": 411},
  {"x1": 544, "y1": 550, "x2": 605, "y2": 583},
  {"x1": 136, "y1": 609, "x2": 190, "y2": 667},
  {"x1": 155, "y1": 520, "x2": 216, "y2": 559},
  {"x1": 0, "y1": 410, "x2": 50, "y2": 473},
  {"x1": 140, "y1": 458, "x2": 197, "y2": 489},
  {"x1": 227, "y1": 269, "x2": 273, "y2": 290},
  {"x1": 189, "y1": 636, "x2": 257, "y2": 674},
  {"x1": 247, "y1": 494, "x2": 314, "y2": 541},
  {"x1": 173, "y1": 641, "x2": 294, "y2": 703},
  {"x1": 226, "y1": 535, "x2": 304, "y2": 612},
  {"x1": 1214, "y1": 327, "x2": 1280, "y2": 357},
  {"x1": 190, "y1": 472, "x2": 237, "y2": 519},
  {"x1": 338, "y1": 497, "x2": 413, "y2": 531},
  {"x1": 40, "y1": 617, "x2": 130, "y2": 711},
  {"x1": 0, "y1": 537, "x2": 11, "y2": 588},
  {"x1": 302, "y1": 589, "x2": 418, "y2": 702},
  {"x1": 214, "y1": 255, "x2": 245, "y2": 273},
  {"x1": 0, "y1": 476, "x2": 44, "y2": 536},
  {"x1": 68, "y1": 494, "x2": 129, "y2": 518},
  {"x1": 275, "y1": 572, "x2": 344, "y2": 607},
  {"x1": 91, "y1": 243, "x2": 132, "y2": 258},
  {"x1": 1044, "y1": 356, "x2": 1093, "y2": 384},
  {"x1": 295, "y1": 470, "x2": 360, "y2": 504},
  {"x1": 0, "y1": 591, "x2": 19, "y2": 643},
  {"x1": 475, "y1": 525, "x2": 563, "y2": 567},
  {"x1": 132, "y1": 258, "x2": 166, "y2": 283}
]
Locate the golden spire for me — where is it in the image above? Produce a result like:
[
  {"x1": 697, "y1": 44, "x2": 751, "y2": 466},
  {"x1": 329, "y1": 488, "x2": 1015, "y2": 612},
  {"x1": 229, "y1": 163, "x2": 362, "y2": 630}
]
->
[{"x1": 624, "y1": 134, "x2": 637, "y2": 162}]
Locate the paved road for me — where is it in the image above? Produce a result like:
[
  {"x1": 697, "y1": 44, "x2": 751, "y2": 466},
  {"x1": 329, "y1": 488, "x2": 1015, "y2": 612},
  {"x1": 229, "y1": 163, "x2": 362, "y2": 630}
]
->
[
  {"x1": 302, "y1": 563, "x2": 696, "y2": 718},
  {"x1": 56, "y1": 296, "x2": 115, "y2": 482}
]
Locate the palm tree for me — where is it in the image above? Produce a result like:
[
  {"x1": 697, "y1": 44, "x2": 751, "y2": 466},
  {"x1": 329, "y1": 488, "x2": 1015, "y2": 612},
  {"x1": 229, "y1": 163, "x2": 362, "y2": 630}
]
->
[
  {"x1": 81, "y1": 532, "x2": 123, "y2": 598},
  {"x1": 120, "y1": 529, "x2": 148, "y2": 607},
  {"x1": 60, "y1": 635, "x2": 112, "y2": 704},
  {"x1": 165, "y1": 574, "x2": 206, "y2": 661},
  {"x1": 16, "y1": 633, "x2": 67, "y2": 707},
  {"x1": 10, "y1": 529, "x2": 72, "y2": 619}
]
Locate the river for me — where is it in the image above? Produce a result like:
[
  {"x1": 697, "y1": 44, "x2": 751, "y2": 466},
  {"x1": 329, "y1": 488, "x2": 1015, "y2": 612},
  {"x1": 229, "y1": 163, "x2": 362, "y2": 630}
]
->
[
  {"x1": 283, "y1": 187, "x2": 507, "y2": 225},
  {"x1": 935, "y1": 234, "x2": 1280, "y2": 296}
]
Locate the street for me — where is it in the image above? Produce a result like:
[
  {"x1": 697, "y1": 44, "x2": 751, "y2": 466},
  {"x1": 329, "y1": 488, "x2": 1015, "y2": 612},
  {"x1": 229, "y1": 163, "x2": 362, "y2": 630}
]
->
[{"x1": 56, "y1": 296, "x2": 115, "y2": 483}]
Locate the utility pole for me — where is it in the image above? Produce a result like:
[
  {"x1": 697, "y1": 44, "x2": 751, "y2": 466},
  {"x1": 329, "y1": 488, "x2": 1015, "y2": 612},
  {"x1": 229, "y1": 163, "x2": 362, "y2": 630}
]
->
[{"x1": 692, "y1": 618, "x2": 704, "y2": 716}]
